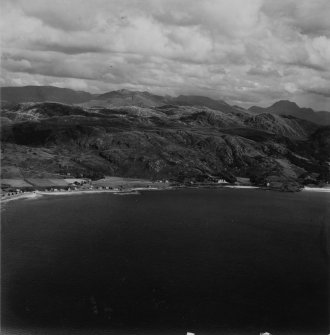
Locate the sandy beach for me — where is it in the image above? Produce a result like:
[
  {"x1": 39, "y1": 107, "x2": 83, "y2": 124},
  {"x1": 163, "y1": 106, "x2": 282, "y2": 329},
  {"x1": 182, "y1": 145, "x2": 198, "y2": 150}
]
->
[
  {"x1": 1, "y1": 192, "x2": 41, "y2": 203},
  {"x1": 224, "y1": 185, "x2": 259, "y2": 189},
  {"x1": 37, "y1": 189, "x2": 119, "y2": 196},
  {"x1": 303, "y1": 186, "x2": 330, "y2": 193}
]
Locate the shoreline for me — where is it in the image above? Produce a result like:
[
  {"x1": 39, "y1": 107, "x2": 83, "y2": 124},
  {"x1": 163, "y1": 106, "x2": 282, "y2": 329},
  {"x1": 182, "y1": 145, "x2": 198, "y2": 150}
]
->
[
  {"x1": 2, "y1": 184, "x2": 329, "y2": 205},
  {"x1": 0, "y1": 186, "x2": 169, "y2": 204},
  {"x1": 1, "y1": 192, "x2": 41, "y2": 203},
  {"x1": 224, "y1": 185, "x2": 259, "y2": 189}
]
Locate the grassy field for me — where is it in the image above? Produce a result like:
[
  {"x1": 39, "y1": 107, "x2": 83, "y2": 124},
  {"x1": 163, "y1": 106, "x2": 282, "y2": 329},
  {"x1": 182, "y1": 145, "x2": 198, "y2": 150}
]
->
[
  {"x1": 25, "y1": 178, "x2": 69, "y2": 187},
  {"x1": 1, "y1": 178, "x2": 69, "y2": 189},
  {"x1": 92, "y1": 177, "x2": 168, "y2": 189},
  {"x1": 1, "y1": 177, "x2": 169, "y2": 191},
  {"x1": 1, "y1": 179, "x2": 33, "y2": 188}
]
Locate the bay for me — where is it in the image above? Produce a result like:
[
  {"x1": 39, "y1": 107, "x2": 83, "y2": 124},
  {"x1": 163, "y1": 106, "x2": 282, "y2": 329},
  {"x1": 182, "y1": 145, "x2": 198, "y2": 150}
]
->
[{"x1": 1, "y1": 188, "x2": 329, "y2": 334}]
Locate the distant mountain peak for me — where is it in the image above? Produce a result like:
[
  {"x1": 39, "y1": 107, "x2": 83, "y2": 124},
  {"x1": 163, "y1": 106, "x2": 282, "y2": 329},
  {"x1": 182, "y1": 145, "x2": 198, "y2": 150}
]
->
[
  {"x1": 116, "y1": 89, "x2": 135, "y2": 94},
  {"x1": 271, "y1": 100, "x2": 299, "y2": 108},
  {"x1": 249, "y1": 100, "x2": 330, "y2": 125}
]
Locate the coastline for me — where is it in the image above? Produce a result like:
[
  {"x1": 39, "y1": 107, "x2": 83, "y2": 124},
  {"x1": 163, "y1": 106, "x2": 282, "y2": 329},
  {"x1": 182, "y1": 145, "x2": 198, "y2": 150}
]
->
[
  {"x1": 0, "y1": 186, "x2": 169, "y2": 204},
  {"x1": 1, "y1": 192, "x2": 41, "y2": 204},
  {"x1": 224, "y1": 185, "x2": 259, "y2": 189},
  {"x1": 2, "y1": 183, "x2": 329, "y2": 206},
  {"x1": 1, "y1": 184, "x2": 255, "y2": 204}
]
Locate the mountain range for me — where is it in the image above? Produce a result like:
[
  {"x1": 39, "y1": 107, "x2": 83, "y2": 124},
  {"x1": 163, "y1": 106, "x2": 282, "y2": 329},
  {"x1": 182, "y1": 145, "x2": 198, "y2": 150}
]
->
[
  {"x1": 1, "y1": 86, "x2": 329, "y2": 190},
  {"x1": 1, "y1": 85, "x2": 329, "y2": 125}
]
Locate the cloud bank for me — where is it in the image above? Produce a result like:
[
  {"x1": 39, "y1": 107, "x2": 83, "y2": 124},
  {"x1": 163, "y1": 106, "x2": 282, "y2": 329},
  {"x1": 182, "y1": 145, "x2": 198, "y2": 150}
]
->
[{"x1": 1, "y1": 0, "x2": 330, "y2": 110}]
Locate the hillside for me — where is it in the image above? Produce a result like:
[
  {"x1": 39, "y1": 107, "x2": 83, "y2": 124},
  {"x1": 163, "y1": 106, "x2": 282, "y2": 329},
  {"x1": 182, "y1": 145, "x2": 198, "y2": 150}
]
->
[{"x1": 1, "y1": 100, "x2": 329, "y2": 190}]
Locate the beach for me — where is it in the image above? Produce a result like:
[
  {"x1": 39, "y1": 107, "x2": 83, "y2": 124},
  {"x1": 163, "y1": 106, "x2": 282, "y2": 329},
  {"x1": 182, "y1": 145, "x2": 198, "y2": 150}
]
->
[
  {"x1": 1, "y1": 185, "x2": 171, "y2": 205},
  {"x1": 1, "y1": 191, "x2": 41, "y2": 203},
  {"x1": 2, "y1": 181, "x2": 330, "y2": 205},
  {"x1": 3, "y1": 184, "x2": 254, "y2": 205}
]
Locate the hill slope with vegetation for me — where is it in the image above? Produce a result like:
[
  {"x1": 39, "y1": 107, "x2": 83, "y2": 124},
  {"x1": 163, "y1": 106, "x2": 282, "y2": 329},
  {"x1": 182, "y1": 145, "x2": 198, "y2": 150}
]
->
[{"x1": 1, "y1": 97, "x2": 329, "y2": 191}]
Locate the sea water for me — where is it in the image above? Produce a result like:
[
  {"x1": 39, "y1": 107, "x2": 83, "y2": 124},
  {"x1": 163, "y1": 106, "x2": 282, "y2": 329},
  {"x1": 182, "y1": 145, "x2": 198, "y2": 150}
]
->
[{"x1": 1, "y1": 188, "x2": 329, "y2": 334}]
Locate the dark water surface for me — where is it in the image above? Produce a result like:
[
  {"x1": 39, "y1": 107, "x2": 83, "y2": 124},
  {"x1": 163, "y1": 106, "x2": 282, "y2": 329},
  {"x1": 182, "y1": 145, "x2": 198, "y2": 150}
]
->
[{"x1": 1, "y1": 188, "x2": 330, "y2": 334}]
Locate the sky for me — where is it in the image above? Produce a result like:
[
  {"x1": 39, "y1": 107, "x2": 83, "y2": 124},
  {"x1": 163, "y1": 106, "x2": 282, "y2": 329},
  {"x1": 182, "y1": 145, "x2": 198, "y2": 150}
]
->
[{"x1": 1, "y1": 0, "x2": 330, "y2": 110}]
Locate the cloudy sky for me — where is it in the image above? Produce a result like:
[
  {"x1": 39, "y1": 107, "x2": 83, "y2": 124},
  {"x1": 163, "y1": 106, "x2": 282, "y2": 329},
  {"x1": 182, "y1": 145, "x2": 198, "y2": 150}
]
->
[{"x1": 1, "y1": 0, "x2": 330, "y2": 110}]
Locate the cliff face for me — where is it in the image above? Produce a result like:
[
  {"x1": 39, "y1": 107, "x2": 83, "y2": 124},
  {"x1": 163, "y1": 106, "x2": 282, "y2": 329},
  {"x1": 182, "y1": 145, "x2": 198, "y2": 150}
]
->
[{"x1": 1, "y1": 101, "x2": 329, "y2": 187}]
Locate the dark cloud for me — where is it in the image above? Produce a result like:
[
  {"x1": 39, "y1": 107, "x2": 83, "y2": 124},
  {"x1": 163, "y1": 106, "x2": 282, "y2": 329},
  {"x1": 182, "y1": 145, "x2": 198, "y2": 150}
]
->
[
  {"x1": 34, "y1": 41, "x2": 107, "y2": 55},
  {"x1": 262, "y1": 0, "x2": 330, "y2": 37},
  {"x1": 24, "y1": 10, "x2": 87, "y2": 32},
  {"x1": 307, "y1": 88, "x2": 330, "y2": 98},
  {"x1": 247, "y1": 67, "x2": 281, "y2": 77},
  {"x1": 2, "y1": 53, "x2": 104, "y2": 80},
  {"x1": 285, "y1": 61, "x2": 327, "y2": 72}
]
